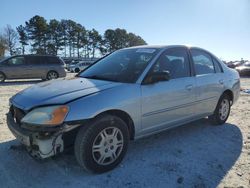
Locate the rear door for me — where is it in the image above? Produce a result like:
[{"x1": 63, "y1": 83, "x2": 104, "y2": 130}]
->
[
  {"x1": 141, "y1": 47, "x2": 196, "y2": 134},
  {"x1": 190, "y1": 48, "x2": 224, "y2": 116}
]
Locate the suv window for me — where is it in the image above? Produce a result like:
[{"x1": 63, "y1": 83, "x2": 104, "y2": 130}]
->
[
  {"x1": 190, "y1": 49, "x2": 215, "y2": 75},
  {"x1": 7, "y1": 57, "x2": 25, "y2": 65},
  {"x1": 151, "y1": 47, "x2": 190, "y2": 79},
  {"x1": 47, "y1": 57, "x2": 60, "y2": 64},
  {"x1": 27, "y1": 56, "x2": 41, "y2": 65},
  {"x1": 39, "y1": 56, "x2": 47, "y2": 64}
]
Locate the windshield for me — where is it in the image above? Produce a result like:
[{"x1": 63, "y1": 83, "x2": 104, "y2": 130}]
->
[{"x1": 78, "y1": 48, "x2": 160, "y2": 83}]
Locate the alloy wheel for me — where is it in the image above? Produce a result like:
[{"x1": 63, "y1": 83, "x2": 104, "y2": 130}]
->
[
  {"x1": 92, "y1": 127, "x2": 124, "y2": 166},
  {"x1": 219, "y1": 99, "x2": 230, "y2": 121},
  {"x1": 47, "y1": 72, "x2": 58, "y2": 80}
]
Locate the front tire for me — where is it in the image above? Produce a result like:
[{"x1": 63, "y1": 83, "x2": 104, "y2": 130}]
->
[
  {"x1": 74, "y1": 115, "x2": 129, "y2": 173},
  {"x1": 209, "y1": 94, "x2": 231, "y2": 125}
]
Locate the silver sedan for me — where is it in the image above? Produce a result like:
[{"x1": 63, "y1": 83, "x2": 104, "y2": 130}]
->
[{"x1": 7, "y1": 45, "x2": 240, "y2": 173}]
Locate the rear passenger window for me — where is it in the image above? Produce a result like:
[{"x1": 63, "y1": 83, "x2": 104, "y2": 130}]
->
[
  {"x1": 190, "y1": 49, "x2": 215, "y2": 75},
  {"x1": 213, "y1": 58, "x2": 223, "y2": 73},
  {"x1": 39, "y1": 57, "x2": 47, "y2": 64},
  {"x1": 152, "y1": 47, "x2": 190, "y2": 79},
  {"x1": 47, "y1": 57, "x2": 60, "y2": 64},
  {"x1": 28, "y1": 56, "x2": 41, "y2": 64}
]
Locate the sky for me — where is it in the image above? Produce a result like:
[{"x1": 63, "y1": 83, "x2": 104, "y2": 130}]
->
[{"x1": 1, "y1": 0, "x2": 250, "y2": 61}]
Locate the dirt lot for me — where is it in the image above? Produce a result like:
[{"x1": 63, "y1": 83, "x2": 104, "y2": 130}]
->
[{"x1": 0, "y1": 75, "x2": 249, "y2": 188}]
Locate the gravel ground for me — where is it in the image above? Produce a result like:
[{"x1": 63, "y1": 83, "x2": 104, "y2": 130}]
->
[{"x1": 0, "y1": 75, "x2": 249, "y2": 188}]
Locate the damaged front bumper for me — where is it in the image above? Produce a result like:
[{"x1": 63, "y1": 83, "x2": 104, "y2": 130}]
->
[{"x1": 6, "y1": 112, "x2": 81, "y2": 159}]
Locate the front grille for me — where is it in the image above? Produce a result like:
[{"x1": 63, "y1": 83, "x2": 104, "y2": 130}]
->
[{"x1": 10, "y1": 105, "x2": 26, "y2": 125}]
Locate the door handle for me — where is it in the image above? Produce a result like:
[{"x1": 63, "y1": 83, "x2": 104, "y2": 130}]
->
[
  {"x1": 185, "y1": 85, "x2": 193, "y2": 91},
  {"x1": 219, "y1": 79, "x2": 224, "y2": 85}
]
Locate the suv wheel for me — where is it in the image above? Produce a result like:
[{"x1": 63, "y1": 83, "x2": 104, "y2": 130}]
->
[
  {"x1": 0, "y1": 72, "x2": 6, "y2": 82},
  {"x1": 75, "y1": 68, "x2": 80, "y2": 73},
  {"x1": 47, "y1": 71, "x2": 58, "y2": 80},
  {"x1": 209, "y1": 94, "x2": 231, "y2": 125},
  {"x1": 74, "y1": 115, "x2": 129, "y2": 173}
]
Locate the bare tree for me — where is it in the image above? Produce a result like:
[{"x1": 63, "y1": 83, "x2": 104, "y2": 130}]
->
[
  {"x1": 0, "y1": 32, "x2": 8, "y2": 57},
  {"x1": 4, "y1": 25, "x2": 18, "y2": 55}
]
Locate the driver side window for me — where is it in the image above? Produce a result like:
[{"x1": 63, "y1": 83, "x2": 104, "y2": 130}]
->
[{"x1": 152, "y1": 47, "x2": 190, "y2": 79}]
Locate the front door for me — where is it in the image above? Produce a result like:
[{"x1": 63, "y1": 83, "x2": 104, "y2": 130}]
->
[
  {"x1": 4, "y1": 56, "x2": 30, "y2": 79},
  {"x1": 140, "y1": 47, "x2": 196, "y2": 134}
]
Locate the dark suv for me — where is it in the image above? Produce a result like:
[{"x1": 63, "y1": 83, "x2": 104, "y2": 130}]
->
[{"x1": 0, "y1": 55, "x2": 66, "y2": 82}]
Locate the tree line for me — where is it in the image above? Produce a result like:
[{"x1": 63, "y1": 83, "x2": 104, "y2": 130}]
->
[{"x1": 0, "y1": 15, "x2": 147, "y2": 58}]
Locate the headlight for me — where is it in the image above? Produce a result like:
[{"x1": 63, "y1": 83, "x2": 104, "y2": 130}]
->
[{"x1": 21, "y1": 105, "x2": 69, "y2": 126}]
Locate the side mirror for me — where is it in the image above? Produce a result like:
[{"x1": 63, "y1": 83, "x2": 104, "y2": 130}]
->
[{"x1": 145, "y1": 71, "x2": 170, "y2": 84}]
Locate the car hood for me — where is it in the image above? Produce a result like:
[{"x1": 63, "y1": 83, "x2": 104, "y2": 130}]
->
[{"x1": 11, "y1": 77, "x2": 122, "y2": 111}]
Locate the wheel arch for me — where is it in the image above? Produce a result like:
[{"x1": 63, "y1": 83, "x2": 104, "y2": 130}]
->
[
  {"x1": 0, "y1": 71, "x2": 6, "y2": 77},
  {"x1": 47, "y1": 70, "x2": 58, "y2": 74},
  {"x1": 0, "y1": 71, "x2": 6, "y2": 81},
  {"x1": 222, "y1": 89, "x2": 234, "y2": 104},
  {"x1": 95, "y1": 109, "x2": 135, "y2": 140}
]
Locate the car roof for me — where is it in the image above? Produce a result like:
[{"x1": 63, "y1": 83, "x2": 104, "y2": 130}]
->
[
  {"x1": 122, "y1": 45, "x2": 222, "y2": 63},
  {"x1": 11, "y1": 54, "x2": 58, "y2": 58},
  {"x1": 123, "y1": 44, "x2": 206, "y2": 51}
]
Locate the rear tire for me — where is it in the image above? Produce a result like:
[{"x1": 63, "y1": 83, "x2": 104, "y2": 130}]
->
[
  {"x1": 47, "y1": 71, "x2": 58, "y2": 80},
  {"x1": 209, "y1": 94, "x2": 231, "y2": 125},
  {"x1": 74, "y1": 115, "x2": 129, "y2": 173},
  {"x1": 0, "y1": 72, "x2": 6, "y2": 82}
]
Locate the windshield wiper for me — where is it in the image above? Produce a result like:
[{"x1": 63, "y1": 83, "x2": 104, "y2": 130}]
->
[{"x1": 81, "y1": 75, "x2": 118, "y2": 82}]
